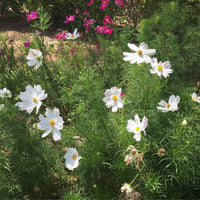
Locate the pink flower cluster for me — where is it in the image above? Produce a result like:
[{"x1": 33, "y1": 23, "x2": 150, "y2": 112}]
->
[
  {"x1": 64, "y1": 15, "x2": 75, "y2": 24},
  {"x1": 115, "y1": 0, "x2": 124, "y2": 8},
  {"x1": 26, "y1": 11, "x2": 37, "y2": 21},
  {"x1": 100, "y1": 0, "x2": 109, "y2": 10},
  {"x1": 54, "y1": 32, "x2": 67, "y2": 40},
  {"x1": 95, "y1": 16, "x2": 114, "y2": 34},
  {"x1": 95, "y1": 26, "x2": 113, "y2": 34},
  {"x1": 83, "y1": 18, "x2": 96, "y2": 32}
]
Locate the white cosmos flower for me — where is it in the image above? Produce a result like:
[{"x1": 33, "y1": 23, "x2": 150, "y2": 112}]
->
[
  {"x1": 65, "y1": 28, "x2": 80, "y2": 40},
  {"x1": 26, "y1": 48, "x2": 43, "y2": 70},
  {"x1": 103, "y1": 86, "x2": 124, "y2": 112},
  {"x1": 127, "y1": 115, "x2": 148, "y2": 141},
  {"x1": 190, "y1": 92, "x2": 200, "y2": 103},
  {"x1": 37, "y1": 107, "x2": 64, "y2": 141},
  {"x1": 15, "y1": 85, "x2": 47, "y2": 114},
  {"x1": 150, "y1": 58, "x2": 173, "y2": 78},
  {"x1": 123, "y1": 42, "x2": 156, "y2": 64},
  {"x1": 157, "y1": 95, "x2": 180, "y2": 112},
  {"x1": 0, "y1": 88, "x2": 12, "y2": 98},
  {"x1": 64, "y1": 148, "x2": 81, "y2": 170}
]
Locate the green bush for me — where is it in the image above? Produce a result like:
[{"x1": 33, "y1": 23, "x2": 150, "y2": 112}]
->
[{"x1": 137, "y1": 1, "x2": 200, "y2": 81}]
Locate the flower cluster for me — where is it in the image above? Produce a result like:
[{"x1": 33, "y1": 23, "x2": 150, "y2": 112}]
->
[
  {"x1": 54, "y1": 32, "x2": 67, "y2": 40},
  {"x1": 26, "y1": 11, "x2": 37, "y2": 21},
  {"x1": 83, "y1": 18, "x2": 96, "y2": 32}
]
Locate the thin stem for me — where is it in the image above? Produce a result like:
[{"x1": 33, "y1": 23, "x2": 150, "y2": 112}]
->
[{"x1": 129, "y1": 164, "x2": 145, "y2": 186}]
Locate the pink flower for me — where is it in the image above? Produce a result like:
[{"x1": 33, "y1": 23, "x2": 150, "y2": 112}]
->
[
  {"x1": 24, "y1": 40, "x2": 30, "y2": 47},
  {"x1": 95, "y1": 43, "x2": 101, "y2": 54},
  {"x1": 100, "y1": 0, "x2": 109, "y2": 9},
  {"x1": 35, "y1": 29, "x2": 41, "y2": 35},
  {"x1": 83, "y1": 18, "x2": 96, "y2": 32},
  {"x1": 103, "y1": 26, "x2": 113, "y2": 34},
  {"x1": 120, "y1": 93, "x2": 124, "y2": 98},
  {"x1": 0, "y1": 14, "x2": 2, "y2": 18},
  {"x1": 87, "y1": 0, "x2": 94, "y2": 6},
  {"x1": 54, "y1": 32, "x2": 66, "y2": 40},
  {"x1": 95, "y1": 26, "x2": 113, "y2": 34},
  {"x1": 115, "y1": 0, "x2": 124, "y2": 8},
  {"x1": 75, "y1": 8, "x2": 80, "y2": 14},
  {"x1": 69, "y1": 48, "x2": 77, "y2": 55},
  {"x1": 26, "y1": 11, "x2": 37, "y2": 21},
  {"x1": 58, "y1": 43, "x2": 64, "y2": 51},
  {"x1": 83, "y1": 10, "x2": 90, "y2": 17},
  {"x1": 64, "y1": 15, "x2": 75, "y2": 24},
  {"x1": 95, "y1": 26, "x2": 104, "y2": 33},
  {"x1": 103, "y1": 16, "x2": 113, "y2": 25}
]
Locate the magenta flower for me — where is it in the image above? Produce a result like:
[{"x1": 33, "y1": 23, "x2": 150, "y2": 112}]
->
[
  {"x1": 0, "y1": 14, "x2": 2, "y2": 18},
  {"x1": 95, "y1": 26, "x2": 105, "y2": 33},
  {"x1": 103, "y1": 16, "x2": 113, "y2": 25},
  {"x1": 103, "y1": 26, "x2": 113, "y2": 34},
  {"x1": 100, "y1": 0, "x2": 109, "y2": 9},
  {"x1": 58, "y1": 43, "x2": 64, "y2": 51},
  {"x1": 95, "y1": 43, "x2": 101, "y2": 54},
  {"x1": 95, "y1": 26, "x2": 113, "y2": 34},
  {"x1": 83, "y1": 18, "x2": 96, "y2": 32},
  {"x1": 83, "y1": 10, "x2": 90, "y2": 17},
  {"x1": 26, "y1": 11, "x2": 37, "y2": 21},
  {"x1": 24, "y1": 40, "x2": 30, "y2": 47},
  {"x1": 64, "y1": 15, "x2": 75, "y2": 24},
  {"x1": 87, "y1": 0, "x2": 94, "y2": 6},
  {"x1": 54, "y1": 32, "x2": 67, "y2": 40},
  {"x1": 35, "y1": 29, "x2": 41, "y2": 35},
  {"x1": 75, "y1": 8, "x2": 80, "y2": 14},
  {"x1": 115, "y1": 0, "x2": 124, "y2": 8},
  {"x1": 69, "y1": 48, "x2": 77, "y2": 55}
]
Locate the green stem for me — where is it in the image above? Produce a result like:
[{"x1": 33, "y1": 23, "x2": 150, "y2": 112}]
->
[
  {"x1": 144, "y1": 75, "x2": 157, "y2": 107},
  {"x1": 129, "y1": 164, "x2": 145, "y2": 186}
]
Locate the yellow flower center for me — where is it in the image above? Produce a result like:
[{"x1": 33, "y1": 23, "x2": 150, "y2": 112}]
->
[
  {"x1": 193, "y1": 97, "x2": 197, "y2": 101},
  {"x1": 136, "y1": 127, "x2": 140, "y2": 131},
  {"x1": 137, "y1": 50, "x2": 143, "y2": 55},
  {"x1": 71, "y1": 35, "x2": 74, "y2": 38},
  {"x1": 112, "y1": 95, "x2": 118, "y2": 101},
  {"x1": 158, "y1": 65, "x2": 163, "y2": 71},
  {"x1": 72, "y1": 154, "x2": 77, "y2": 160},
  {"x1": 49, "y1": 119, "x2": 55, "y2": 125},
  {"x1": 33, "y1": 98, "x2": 37, "y2": 102},
  {"x1": 167, "y1": 104, "x2": 171, "y2": 108}
]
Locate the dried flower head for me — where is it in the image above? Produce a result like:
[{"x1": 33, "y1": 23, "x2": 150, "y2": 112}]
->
[
  {"x1": 124, "y1": 145, "x2": 138, "y2": 166},
  {"x1": 158, "y1": 148, "x2": 165, "y2": 157},
  {"x1": 136, "y1": 153, "x2": 144, "y2": 170}
]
